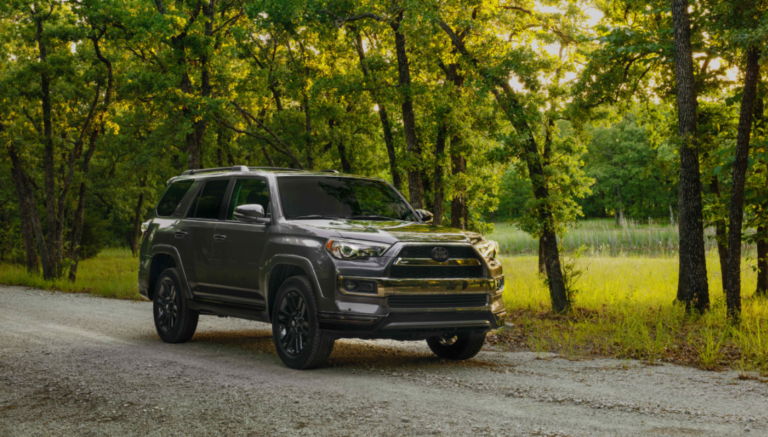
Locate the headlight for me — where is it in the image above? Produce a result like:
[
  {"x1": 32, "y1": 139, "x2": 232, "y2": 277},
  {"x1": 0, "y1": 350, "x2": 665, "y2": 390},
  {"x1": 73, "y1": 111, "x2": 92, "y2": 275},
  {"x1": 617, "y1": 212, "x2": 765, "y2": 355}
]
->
[
  {"x1": 325, "y1": 239, "x2": 391, "y2": 260},
  {"x1": 475, "y1": 240, "x2": 499, "y2": 260}
]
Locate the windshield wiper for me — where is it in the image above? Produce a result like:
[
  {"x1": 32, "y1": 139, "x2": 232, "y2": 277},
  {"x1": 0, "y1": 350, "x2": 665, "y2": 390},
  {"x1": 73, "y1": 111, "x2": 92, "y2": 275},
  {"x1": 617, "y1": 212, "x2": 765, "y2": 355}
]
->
[
  {"x1": 290, "y1": 215, "x2": 340, "y2": 220},
  {"x1": 349, "y1": 215, "x2": 401, "y2": 221}
]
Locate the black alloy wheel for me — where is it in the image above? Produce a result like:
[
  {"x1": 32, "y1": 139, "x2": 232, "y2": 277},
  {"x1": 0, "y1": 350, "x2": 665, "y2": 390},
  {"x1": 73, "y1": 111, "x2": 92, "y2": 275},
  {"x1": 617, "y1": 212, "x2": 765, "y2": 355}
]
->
[
  {"x1": 153, "y1": 268, "x2": 199, "y2": 344},
  {"x1": 276, "y1": 290, "x2": 310, "y2": 356},
  {"x1": 271, "y1": 276, "x2": 335, "y2": 369},
  {"x1": 155, "y1": 278, "x2": 179, "y2": 335}
]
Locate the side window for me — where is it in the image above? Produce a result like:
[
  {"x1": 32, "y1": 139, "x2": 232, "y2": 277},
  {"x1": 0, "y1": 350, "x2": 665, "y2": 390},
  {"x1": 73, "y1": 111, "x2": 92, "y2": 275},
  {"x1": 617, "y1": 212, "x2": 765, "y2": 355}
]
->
[
  {"x1": 227, "y1": 179, "x2": 270, "y2": 220},
  {"x1": 156, "y1": 180, "x2": 194, "y2": 217},
  {"x1": 189, "y1": 179, "x2": 230, "y2": 220}
]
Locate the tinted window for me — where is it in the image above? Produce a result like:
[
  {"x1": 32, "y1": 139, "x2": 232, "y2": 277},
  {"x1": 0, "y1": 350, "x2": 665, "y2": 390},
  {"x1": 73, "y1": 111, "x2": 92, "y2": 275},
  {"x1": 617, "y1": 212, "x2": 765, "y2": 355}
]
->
[
  {"x1": 278, "y1": 176, "x2": 415, "y2": 221},
  {"x1": 156, "y1": 180, "x2": 194, "y2": 217},
  {"x1": 227, "y1": 179, "x2": 270, "y2": 220},
  {"x1": 190, "y1": 179, "x2": 229, "y2": 220}
]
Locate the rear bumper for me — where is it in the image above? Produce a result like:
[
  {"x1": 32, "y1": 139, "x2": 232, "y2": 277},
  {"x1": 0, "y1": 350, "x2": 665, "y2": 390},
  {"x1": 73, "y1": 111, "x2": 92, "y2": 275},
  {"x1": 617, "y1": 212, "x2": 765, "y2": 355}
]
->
[{"x1": 323, "y1": 275, "x2": 507, "y2": 340}]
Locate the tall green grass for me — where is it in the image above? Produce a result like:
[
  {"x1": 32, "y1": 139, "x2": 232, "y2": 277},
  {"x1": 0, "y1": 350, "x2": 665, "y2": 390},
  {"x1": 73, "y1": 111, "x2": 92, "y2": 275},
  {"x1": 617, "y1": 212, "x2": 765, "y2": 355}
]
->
[
  {"x1": 498, "y1": 253, "x2": 768, "y2": 373},
  {"x1": 489, "y1": 218, "x2": 753, "y2": 255},
  {"x1": 0, "y1": 247, "x2": 139, "y2": 299}
]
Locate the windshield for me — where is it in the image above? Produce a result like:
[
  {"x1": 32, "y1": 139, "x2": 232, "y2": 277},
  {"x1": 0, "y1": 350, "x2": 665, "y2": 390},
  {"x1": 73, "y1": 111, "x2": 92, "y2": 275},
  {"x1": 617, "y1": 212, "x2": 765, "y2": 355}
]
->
[{"x1": 277, "y1": 176, "x2": 416, "y2": 221}]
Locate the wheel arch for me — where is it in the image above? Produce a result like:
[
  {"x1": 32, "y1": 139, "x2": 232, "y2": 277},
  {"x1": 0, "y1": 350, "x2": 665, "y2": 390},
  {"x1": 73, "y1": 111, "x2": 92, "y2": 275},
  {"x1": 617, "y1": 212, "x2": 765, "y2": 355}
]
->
[
  {"x1": 264, "y1": 255, "x2": 323, "y2": 322},
  {"x1": 149, "y1": 245, "x2": 192, "y2": 300}
]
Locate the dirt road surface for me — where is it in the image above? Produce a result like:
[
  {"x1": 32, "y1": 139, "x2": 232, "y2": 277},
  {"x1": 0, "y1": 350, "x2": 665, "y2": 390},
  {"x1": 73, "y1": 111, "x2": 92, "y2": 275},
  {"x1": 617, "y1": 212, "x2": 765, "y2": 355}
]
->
[{"x1": 1, "y1": 286, "x2": 766, "y2": 436}]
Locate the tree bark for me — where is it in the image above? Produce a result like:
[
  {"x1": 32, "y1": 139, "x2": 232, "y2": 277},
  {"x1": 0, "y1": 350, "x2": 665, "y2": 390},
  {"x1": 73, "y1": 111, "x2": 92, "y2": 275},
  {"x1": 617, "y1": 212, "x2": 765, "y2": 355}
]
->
[
  {"x1": 756, "y1": 225, "x2": 768, "y2": 297},
  {"x1": 8, "y1": 145, "x2": 53, "y2": 278},
  {"x1": 671, "y1": 0, "x2": 709, "y2": 312},
  {"x1": 450, "y1": 153, "x2": 467, "y2": 229},
  {"x1": 433, "y1": 122, "x2": 447, "y2": 226},
  {"x1": 8, "y1": 163, "x2": 39, "y2": 273},
  {"x1": 725, "y1": 46, "x2": 761, "y2": 319},
  {"x1": 130, "y1": 177, "x2": 147, "y2": 257},
  {"x1": 538, "y1": 237, "x2": 547, "y2": 275},
  {"x1": 709, "y1": 176, "x2": 729, "y2": 293},
  {"x1": 390, "y1": 12, "x2": 423, "y2": 208}
]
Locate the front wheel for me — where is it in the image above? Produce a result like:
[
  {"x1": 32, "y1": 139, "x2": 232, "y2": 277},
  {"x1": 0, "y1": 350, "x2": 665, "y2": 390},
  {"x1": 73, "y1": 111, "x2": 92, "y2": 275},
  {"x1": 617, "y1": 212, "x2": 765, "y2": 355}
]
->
[
  {"x1": 272, "y1": 276, "x2": 335, "y2": 370},
  {"x1": 153, "y1": 268, "x2": 198, "y2": 344},
  {"x1": 427, "y1": 332, "x2": 487, "y2": 360}
]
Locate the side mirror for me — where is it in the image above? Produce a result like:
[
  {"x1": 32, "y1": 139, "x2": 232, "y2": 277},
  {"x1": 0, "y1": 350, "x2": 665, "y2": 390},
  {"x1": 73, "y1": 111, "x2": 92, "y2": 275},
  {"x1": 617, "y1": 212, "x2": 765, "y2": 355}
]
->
[
  {"x1": 234, "y1": 204, "x2": 269, "y2": 223},
  {"x1": 415, "y1": 209, "x2": 434, "y2": 224}
]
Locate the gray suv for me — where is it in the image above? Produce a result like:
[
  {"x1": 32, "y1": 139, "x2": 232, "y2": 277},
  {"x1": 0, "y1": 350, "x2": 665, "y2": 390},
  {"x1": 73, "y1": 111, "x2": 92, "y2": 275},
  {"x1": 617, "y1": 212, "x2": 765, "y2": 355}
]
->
[{"x1": 138, "y1": 166, "x2": 506, "y2": 369}]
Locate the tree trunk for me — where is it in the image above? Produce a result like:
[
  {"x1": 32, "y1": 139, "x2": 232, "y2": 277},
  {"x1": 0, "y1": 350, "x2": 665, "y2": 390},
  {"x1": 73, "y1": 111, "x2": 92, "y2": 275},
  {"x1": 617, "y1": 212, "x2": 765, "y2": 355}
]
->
[
  {"x1": 538, "y1": 237, "x2": 547, "y2": 275},
  {"x1": 353, "y1": 32, "x2": 402, "y2": 191},
  {"x1": 671, "y1": 0, "x2": 709, "y2": 312},
  {"x1": 725, "y1": 46, "x2": 761, "y2": 319},
  {"x1": 616, "y1": 186, "x2": 625, "y2": 225},
  {"x1": 450, "y1": 153, "x2": 467, "y2": 229},
  {"x1": 391, "y1": 12, "x2": 423, "y2": 208},
  {"x1": 709, "y1": 176, "x2": 729, "y2": 293},
  {"x1": 8, "y1": 165, "x2": 39, "y2": 273},
  {"x1": 69, "y1": 36, "x2": 114, "y2": 282},
  {"x1": 756, "y1": 225, "x2": 768, "y2": 297},
  {"x1": 433, "y1": 122, "x2": 447, "y2": 226},
  {"x1": 669, "y1": 204, "x2": 675, "y2": 226},
  {"x1": 130, "y1": 178, "x2": 147, "y2": 257},
  {"x1": 8, "y1": 145, "x2": 53, "y2": 278}
]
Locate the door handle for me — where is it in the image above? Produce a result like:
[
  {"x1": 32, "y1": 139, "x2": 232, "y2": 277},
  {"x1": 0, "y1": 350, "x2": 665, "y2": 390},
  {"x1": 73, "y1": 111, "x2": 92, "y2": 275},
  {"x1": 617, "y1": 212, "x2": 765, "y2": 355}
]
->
[
  {"x1": 214, "y1": 234, "x2": 227, "y2": 242},
  {"x1": 174, "y1": 230, "x2": 189, "y2": 239}
]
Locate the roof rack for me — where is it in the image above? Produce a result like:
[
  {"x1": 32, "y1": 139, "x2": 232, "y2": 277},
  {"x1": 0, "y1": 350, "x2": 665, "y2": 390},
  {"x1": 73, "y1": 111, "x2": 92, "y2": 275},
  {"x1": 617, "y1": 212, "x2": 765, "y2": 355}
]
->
[
  {"x1": 182, "y1": 165, "x2": 249, "y2": 175},
  {"x1": 248, "y1": 166, "x2": 304, "y2": 172}
]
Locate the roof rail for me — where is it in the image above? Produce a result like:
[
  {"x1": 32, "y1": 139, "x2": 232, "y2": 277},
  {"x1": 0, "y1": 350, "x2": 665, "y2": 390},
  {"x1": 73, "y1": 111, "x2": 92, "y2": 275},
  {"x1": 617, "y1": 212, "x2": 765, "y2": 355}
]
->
[
  {"x1": 248, "y1": 166, "x2": 305, "y2": 172},
  {"x1": 320, "y1": 169, "x2": 340, "y2": 173},
  {"x1": 182, "y1": 165, "x2": 249, "y2": 176}
]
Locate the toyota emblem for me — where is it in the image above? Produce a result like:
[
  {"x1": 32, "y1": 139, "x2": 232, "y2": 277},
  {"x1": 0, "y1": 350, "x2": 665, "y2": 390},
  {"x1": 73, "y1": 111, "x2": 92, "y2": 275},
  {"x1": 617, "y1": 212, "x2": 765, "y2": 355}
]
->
[{"x1": 431, "y1": 246, "x2": 450, "y2": 262}]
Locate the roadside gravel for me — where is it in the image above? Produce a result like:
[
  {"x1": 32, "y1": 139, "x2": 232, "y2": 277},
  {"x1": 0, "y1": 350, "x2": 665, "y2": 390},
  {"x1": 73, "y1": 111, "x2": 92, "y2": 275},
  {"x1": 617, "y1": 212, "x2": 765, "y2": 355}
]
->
[{"x1": 1, "y1": 286, "x2": 766, "y2": 436}]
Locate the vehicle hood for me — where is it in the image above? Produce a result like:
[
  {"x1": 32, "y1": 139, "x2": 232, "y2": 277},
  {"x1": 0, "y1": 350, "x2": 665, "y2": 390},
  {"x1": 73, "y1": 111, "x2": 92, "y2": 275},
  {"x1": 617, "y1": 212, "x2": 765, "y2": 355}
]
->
[{"x1": 296, "y1": 219, "x2": 485, "y2": 245}]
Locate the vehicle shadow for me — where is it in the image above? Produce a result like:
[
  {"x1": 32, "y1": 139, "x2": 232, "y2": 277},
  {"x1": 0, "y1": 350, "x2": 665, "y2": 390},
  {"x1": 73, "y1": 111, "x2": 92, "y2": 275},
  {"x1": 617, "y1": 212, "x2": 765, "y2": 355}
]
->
[{"x1": 184, "y1": 328, "x2": 502, "y2": 370}]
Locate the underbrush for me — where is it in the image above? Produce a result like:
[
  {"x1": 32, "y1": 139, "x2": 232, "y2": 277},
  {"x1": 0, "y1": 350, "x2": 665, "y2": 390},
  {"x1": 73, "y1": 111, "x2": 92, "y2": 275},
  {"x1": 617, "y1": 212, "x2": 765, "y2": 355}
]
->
[
  {"x1": 493, "y1": 254, "x2": 768, "y2": 374},
  {"x1": 0, "y1": 248, "x2": 140, "y2": 300}
]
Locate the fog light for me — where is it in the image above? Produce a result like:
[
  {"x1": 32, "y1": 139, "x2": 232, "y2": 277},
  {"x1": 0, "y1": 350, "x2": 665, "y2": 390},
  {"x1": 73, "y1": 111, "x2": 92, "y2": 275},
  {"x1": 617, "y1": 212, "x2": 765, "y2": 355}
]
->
[
  {"x1": 341, "y1": 278, "x2": 377, "y2": 294},
  {"x1": 343, "y1": 279, "x2": 360, "y2": 292}
]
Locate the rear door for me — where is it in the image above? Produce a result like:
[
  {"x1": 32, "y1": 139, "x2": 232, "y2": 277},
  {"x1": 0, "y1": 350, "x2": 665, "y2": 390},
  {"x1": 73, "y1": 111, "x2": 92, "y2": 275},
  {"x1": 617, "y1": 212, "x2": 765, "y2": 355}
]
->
[
  {"x1": 176, "y1": 177, "x2": 231, "y2": 298},
  {"x1": 207, "y1": 177, "x2": 271, "y2": 308}
]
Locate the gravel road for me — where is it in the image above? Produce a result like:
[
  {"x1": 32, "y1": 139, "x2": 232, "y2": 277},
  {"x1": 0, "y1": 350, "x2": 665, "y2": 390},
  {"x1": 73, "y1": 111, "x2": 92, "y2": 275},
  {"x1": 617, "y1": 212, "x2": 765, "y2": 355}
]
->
[{"x1": 1, "y1": 286, "x2": 766, "y2": 436}]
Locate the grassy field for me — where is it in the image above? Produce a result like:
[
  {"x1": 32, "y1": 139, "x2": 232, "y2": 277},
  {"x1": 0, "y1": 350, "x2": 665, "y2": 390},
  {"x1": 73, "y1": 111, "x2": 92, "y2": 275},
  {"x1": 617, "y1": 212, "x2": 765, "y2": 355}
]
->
[
  {"x1": 1, "y1": 245, "x2": 767, "y2": 374},
  {"x1": 496, "y1": 253, "x2": 768, "y2": 374},
  {"x1": 488, "y1": 218, "x2": 745, "y2": 255},
  {"x1": 0, "y1": 248, "x2": 139, "y2": 300}
]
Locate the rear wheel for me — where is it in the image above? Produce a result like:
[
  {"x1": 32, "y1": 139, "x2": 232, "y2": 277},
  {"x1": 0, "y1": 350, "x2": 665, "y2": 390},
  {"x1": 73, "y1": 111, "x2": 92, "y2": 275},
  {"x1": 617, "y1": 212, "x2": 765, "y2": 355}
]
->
[
  {"x1": 427, "y1": 332, "x2": 486, "y2": 360},
  {"x1": 153, "y1": 268, "x2": 198, "y2": 344},
  {"x1": 272, "y1": 276, "x2": 334, "y2": 369}
]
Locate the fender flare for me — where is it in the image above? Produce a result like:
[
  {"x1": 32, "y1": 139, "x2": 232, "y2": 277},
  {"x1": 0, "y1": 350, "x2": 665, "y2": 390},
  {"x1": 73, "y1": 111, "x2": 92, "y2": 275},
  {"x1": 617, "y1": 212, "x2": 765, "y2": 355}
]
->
[
  {"x1": 262, "y1": 254, "x2": 324, "y2": 314},
  {"x1": 151, "y1": 245, "x2": 194, "y2": 300}
]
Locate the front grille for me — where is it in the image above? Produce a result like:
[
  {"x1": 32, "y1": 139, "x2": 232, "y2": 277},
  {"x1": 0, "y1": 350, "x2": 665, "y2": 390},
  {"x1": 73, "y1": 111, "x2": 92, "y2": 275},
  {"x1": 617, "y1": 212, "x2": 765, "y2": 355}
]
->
[
  {"x1": 389, "y1": 265, "x2": 484, "y2": 278},
  {"x1": 388, "y1": 294, "x2": 488, "y2": 308},
  {"x1": 396, "y1": 245, "x2": 478, "y2": 259}
]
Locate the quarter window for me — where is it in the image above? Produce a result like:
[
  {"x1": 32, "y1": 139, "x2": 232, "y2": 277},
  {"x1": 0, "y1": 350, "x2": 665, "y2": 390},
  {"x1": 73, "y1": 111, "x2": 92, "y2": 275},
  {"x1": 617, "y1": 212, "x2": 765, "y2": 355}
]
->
[
  {"x1": 156, "y1": 180, "x2": 194, "y2": 217},
  {"x1": 227, "y1": 179, "x2": 270, "y2": 220},
  {"x1": 190, "y1": 179, "x2": 230, "y2": 220}
]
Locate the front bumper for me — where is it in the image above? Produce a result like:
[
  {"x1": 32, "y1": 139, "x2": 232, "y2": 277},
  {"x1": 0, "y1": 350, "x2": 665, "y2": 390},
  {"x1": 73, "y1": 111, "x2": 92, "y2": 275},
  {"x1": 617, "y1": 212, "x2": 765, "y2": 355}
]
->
[{"x1": 322, "y1": 275, "x2": 507, "y2": 340}]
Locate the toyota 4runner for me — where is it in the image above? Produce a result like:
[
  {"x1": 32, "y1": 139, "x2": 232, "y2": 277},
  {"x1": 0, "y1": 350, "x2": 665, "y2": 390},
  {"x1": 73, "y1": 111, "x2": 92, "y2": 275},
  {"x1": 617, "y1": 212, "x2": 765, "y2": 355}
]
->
[{"x1": 138, "y1": 166, "x2": 506, "y2": 369}]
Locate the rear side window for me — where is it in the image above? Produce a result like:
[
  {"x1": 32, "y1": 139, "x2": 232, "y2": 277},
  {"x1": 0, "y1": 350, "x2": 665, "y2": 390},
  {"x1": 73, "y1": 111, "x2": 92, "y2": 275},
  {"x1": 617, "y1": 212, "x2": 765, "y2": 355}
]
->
[
  {"x1": 156, "y1": 180, "x2": 194, "y2": 217},
  {"x1": 190, "y1": 179, "x2": 230, "y2": 220},
  {"x1": 227, "y1": 179, "x2": 270, "y2": 220}
]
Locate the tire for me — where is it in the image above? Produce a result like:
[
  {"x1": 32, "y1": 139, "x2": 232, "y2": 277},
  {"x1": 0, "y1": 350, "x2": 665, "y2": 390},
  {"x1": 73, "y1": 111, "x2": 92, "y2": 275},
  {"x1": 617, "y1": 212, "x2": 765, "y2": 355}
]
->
[
  {"x1": 271, "y1": 276, "x2": 335, "y2": 370},
  {"x1": 153, "y1": 268, "x2": 199, "y2": 344},
  {"x1": 427, "y1": 331, "x2": 487, "y2": 360}
]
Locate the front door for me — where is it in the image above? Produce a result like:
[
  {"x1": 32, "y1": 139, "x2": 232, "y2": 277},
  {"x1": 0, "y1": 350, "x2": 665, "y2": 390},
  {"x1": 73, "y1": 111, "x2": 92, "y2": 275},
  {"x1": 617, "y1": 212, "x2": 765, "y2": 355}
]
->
[
  {"x1": 208, "y1": 177, "x2": 271, "y2": 308},
  {"x1": 178, "y1": 177, "x2": 231, "y2": 299}
]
